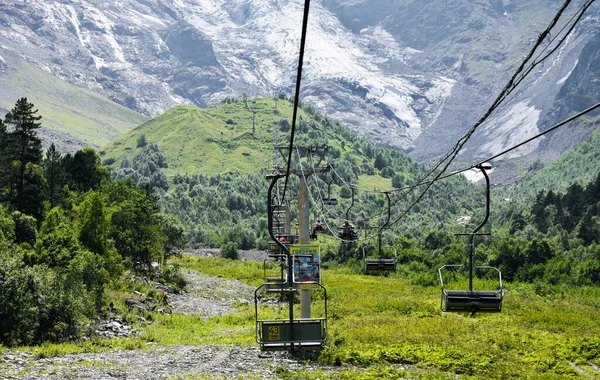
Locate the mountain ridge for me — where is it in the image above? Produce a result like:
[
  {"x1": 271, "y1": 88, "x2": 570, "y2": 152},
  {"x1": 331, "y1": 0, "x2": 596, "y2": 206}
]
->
[{"x1": 0, "y1": 0, "x2": 598, "y2": 174}]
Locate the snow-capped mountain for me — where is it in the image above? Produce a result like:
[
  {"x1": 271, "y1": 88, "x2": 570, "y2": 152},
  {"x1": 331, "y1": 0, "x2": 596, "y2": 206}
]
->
[{"x1": 0, "y1": 0, "x2": 598, "y2": 170}]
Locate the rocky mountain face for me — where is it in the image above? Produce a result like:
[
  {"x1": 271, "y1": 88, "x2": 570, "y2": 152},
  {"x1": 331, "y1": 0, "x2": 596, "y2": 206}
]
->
[{"x1": 0, "y1": 0, "x2": 598, "y2": 173}]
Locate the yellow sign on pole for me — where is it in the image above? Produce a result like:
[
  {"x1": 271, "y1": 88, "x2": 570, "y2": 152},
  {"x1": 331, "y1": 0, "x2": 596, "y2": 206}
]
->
[{"x1": 290, "y1": 244, "x2": 320, "y2": 256}]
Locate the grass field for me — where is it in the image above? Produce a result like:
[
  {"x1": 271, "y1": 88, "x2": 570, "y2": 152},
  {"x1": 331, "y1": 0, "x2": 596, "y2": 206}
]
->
[
  {"x1": 15, "y1": 253, "x2": 600, "y2": 378},
  {"x1": 165, "y1": 255, "x2": 600, "y2": 379}
]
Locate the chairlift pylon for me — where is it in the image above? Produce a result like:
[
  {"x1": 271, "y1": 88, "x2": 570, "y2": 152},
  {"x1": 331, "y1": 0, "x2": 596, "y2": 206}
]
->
[
  {"x1": 256, "y1": 174, "x2": 328, "y2": 352},
  {"x1": 438, "y1": 163, "x2": 503, "y2": 315}
]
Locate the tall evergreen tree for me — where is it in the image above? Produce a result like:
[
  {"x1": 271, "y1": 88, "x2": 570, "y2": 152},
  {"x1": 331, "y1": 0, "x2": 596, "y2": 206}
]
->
[
  {"x1": 0, "y1": 118, "x2": 9, "y2": 198},
  {"x1": 78, "y1": 191, "x2": 109, "y2": 256},
  {"x1": 3, "y1": 98, "x2": 43, "y2": 197},
  {"x1": 43, "y1": 143, "x2": 65, "y2": 209}
]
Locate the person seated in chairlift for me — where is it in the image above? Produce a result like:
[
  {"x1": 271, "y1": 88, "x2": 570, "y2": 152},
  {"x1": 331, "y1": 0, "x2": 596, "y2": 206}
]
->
[
  {"x1": 340, "y1": 220, "x2": 353, "y2": 230},
  {"x1": 339, "y1": 220, "x2": 356, "y2": 239},
  {"x1": 314, "y1": 219, "x2": 324, "y2": 231},
  {"x1": 278, "y1": 236, "x2": 287, "y2": 243}
]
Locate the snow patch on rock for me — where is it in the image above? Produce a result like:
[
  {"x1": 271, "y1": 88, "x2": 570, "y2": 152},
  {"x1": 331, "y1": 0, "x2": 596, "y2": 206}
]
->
[{"x1": 479, "y1": 101, "x2": 542, "y2": 160}]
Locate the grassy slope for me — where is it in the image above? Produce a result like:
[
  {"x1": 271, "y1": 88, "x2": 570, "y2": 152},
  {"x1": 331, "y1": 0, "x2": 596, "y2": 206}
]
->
[
  {"x1": 165, "y1": 256, "x2": 600, "y2": 379},
  {"x1": 0, "y1": 49, "x2": 147, "y2": 147},
  {"x1": 102, "y1": 99, "x2": 350, "y2": 178},
  {"x1": 25, "y1": 254, "x2": 600, "y2": 378}
]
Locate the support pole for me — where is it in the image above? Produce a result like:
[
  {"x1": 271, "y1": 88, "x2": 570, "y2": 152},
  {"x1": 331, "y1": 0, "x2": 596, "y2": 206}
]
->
[
  {"x1": 469, "y1": 164, "x2": 491, "y2": 293},
  {"x1": 266, "y1": 175, "x2": 294, "y2": 346},
  {"x1": 298, "y1": 172, "x2": 311, "y2": 318},
  {"x1": 469, "y1": 234, "x2": 474, "y2": 292}
]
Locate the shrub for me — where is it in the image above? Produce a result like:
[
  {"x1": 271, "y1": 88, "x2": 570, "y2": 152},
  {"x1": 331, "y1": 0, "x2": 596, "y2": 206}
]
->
[
  {"x1": 137, "y1": 134, "x2": 147, "y2": 148},
  {"x1": 221, "y1": 241, "x2": 239, "y2": 260}
]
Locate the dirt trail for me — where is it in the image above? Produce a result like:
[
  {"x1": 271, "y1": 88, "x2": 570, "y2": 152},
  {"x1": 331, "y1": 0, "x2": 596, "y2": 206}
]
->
[{"x1": 1, "y1": 251, "x2": 335, "y2": 379}]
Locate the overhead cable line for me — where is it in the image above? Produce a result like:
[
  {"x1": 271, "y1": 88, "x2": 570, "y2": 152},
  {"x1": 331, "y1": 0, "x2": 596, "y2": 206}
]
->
[
  {"x1": 386, "y1": 100, "x2": 600, "y2": 227},
  {"x1": 320, "y1": 0, "x2": 593, "y2": 233},
  {"x1": 324, "y1": 155, "x2": 400, "y2": 228},
  {"x1": 298, "y1": 148, "x2": 378, "y2": 242},
  {"x1": 502, "y1": 0, "x2": 595, "y2": 103},
  {"x1": 388, "y1": 0, "x2": 584, "y2": 200},
  {"x1": 280, "y1": 0, "x2": 312, "y2": 204},
  {"x1": 374, "y1": 0, "x2": 593, "y2": 230}
]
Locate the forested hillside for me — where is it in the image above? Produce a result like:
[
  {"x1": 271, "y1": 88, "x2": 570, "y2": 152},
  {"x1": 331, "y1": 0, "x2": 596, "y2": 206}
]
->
[
  {"x1": 3, "y1": 97, "x2": 600, "y2": 378},
  {"x1": 0, "y1": 98, "x2": 184, "y2": 346},
  {"x1": 104, "y1": 97, "x2": 483, "y2": 251},
  {"x1": 103, "y1": 96, "x2": 600, "y2": 291}
]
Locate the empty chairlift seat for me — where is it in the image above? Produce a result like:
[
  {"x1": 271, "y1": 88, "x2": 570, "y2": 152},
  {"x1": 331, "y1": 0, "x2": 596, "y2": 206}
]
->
[
  {"x1": 364, "y1": 258, "x2": 397, "y2": 273},
  {"x1": 438, "y1": 265, "x2": 503, "y2": 313},
  {"x1": 257, "y1": 319, "x2": 327, "y2": 351},
  {"x1": 438, "y1": 163, "x2": 504, "y2": 314},
  {"x1": 362, "y1": 246, "x2": 397, "y2": 274},
  {"x1": 254, "y1": 283, "x2": 328, "y2": 351}
]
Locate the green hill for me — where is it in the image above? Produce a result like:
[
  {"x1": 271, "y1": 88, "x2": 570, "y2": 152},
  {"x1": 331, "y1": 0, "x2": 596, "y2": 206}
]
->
[
  {"x1": 105, "y1": 98, "x2": 482, "y2": 249},
  {"x1": 0, "y1": 48, "x2": 147, "y2": 148},
  {"x1": 102, "y1": 98, "x2": 351, "y2": 177}
]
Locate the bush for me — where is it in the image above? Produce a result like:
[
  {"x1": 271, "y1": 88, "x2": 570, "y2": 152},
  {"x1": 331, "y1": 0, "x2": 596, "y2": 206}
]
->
[
  {"x1": 12, "y1": 211, "x2": 37, "y2": 245},
  {"x1": 221, "y1": 241, "x2": 239, "y2": 260},
  {"x1": 137, "y1": 134, "x2": 147, "y2": 148}
]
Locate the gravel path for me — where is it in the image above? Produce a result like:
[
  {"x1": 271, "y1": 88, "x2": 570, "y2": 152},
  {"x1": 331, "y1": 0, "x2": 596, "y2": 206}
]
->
[
  {"x1": 1, "y1": 345, "x2": 331, "y2": 379},
  {"x1": 170, "y1": 270, "x2": 255, "y2": 318},
  {"x1": 186, "y1": 247, "x2": 267, "y2": 262},
  {"x1": 0, "y1": 250, "x2": 337, "y2": 379}
]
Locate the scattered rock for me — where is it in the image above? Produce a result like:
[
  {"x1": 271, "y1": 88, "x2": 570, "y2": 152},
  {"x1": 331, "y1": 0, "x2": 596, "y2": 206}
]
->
[
  {"x1": 155, "y1": 284, "x2": 174, "y2": 294},
  {"x1": 125, "y1": 298, "x2": 147, "y2": 311}
]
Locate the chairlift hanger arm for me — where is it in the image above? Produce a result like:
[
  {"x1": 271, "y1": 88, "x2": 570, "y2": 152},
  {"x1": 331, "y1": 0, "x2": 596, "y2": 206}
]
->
[
  {"x1": 345, "y1": 185, "x2": 356, "y2": 221},
  {"x1": 472, "y1": 165, "x2": 491, "y2": 234},
  {"x1": 378, "y1": 192, "x2": 391, "y2": 233}
]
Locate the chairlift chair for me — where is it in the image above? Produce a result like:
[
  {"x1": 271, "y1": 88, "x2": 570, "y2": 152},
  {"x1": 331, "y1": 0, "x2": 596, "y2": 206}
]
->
[
  {"x1": 438, "y1": 163, "x2": 504, "y2": 314},
  {"x1": 322, "y1": 198, "x2": 338, "y2": 206},
  {"x1": 362, "y1": 243, "x2": 397, "y2": 275},
  {"x1": 311, "y1": 219, "x2": 324, "y2": 240},
  {"x1": 338, "y1": 221, "x2": 359, "y2": 241},
  {"x1": 263, "y1": 255, "x2": 289, "y2": 293},
  {"x1": 338, "y1": 185, "x2": 359, "y2": 241},
  {"x1": 439, "y1": 265, "x2": 503, "y2": 313},
  {"x1": 254, "y1": 282, "x2": 328, "y2": 351},
  {"x1": 362, "y1": 192, "x2": 396, "y2": 274},
  {"x1": 322, "y1": 175, "x2": 338, "y2": 206}
]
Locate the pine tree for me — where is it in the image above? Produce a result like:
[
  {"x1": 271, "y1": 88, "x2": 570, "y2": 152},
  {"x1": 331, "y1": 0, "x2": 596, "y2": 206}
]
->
[
  {"x1": 78, "y1": 191, "x2": 109, "y2": 255},
  {"x1": 43, "y1": 143, "x2": 65, "y2": 209},
  {"x1": 136, "y1": 134, "x2": 147, "y2": 148},
  {"x1": 63, "y1": 148, "x2": 108, "y2": 192},
  {"x1": 3, "y1": 98, "x2": 43, "y2": 197}
]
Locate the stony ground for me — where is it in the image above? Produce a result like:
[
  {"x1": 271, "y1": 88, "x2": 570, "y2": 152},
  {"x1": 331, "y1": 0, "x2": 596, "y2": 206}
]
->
[
  {"x1": 0, "y1": 249, "x2": 337, "y2": 380},
  {"x1": 1, "y1": 345, "x2": 329, "y2": 379}
]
